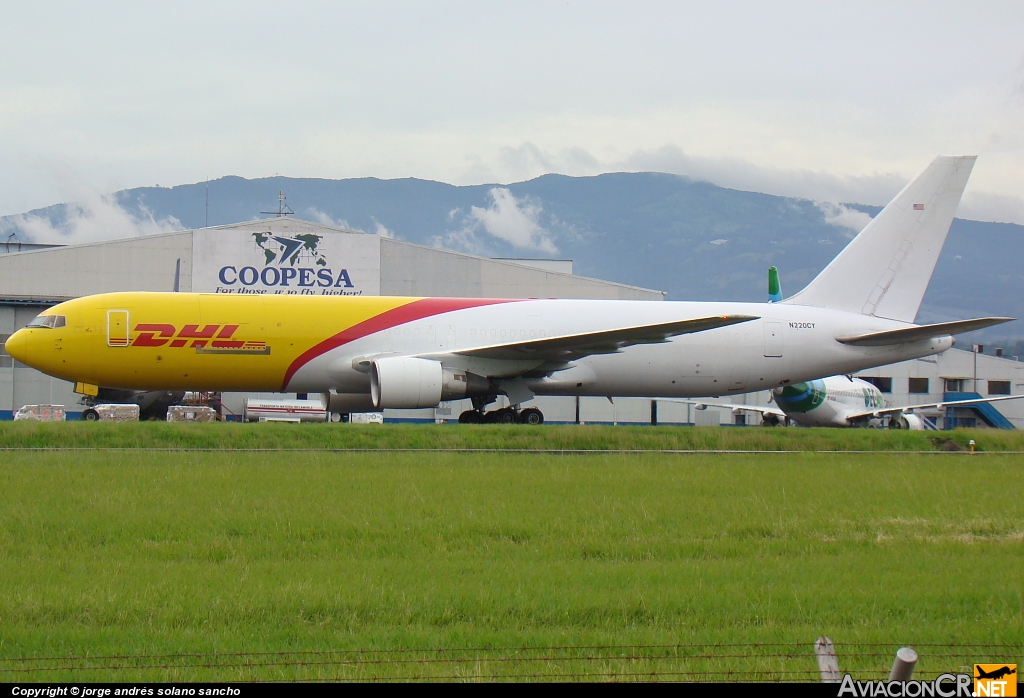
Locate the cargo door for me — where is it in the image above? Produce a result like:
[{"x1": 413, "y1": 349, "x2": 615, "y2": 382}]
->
[
  {"x1": 107, "y1": 310, "x2": 130, "y2": 347},
  {"x1": 763, "y1": 322, "x2": 783, "y2": 357}
]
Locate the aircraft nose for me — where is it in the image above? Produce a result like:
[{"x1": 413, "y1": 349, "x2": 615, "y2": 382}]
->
[{"x1": 5, "y1": 330, "x2": 28, "y2": 363}]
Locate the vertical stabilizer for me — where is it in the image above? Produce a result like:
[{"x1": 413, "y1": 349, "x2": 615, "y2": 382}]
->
[
  {"x1": 784, "y1": 156, "x2": 975, "y2": 322},
  {"x1": 768, "y1": 266, "x2": 782, "y2": 302}
]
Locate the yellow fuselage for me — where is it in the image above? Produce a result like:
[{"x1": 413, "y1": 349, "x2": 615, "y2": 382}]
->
[{"x1": 5, "y1": 292, "x2": 432, "y2": 391}]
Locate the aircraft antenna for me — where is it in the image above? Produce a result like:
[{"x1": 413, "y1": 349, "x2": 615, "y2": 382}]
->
[{"x1": 261, "y1": 191, "x2": 294, "y2": 217}]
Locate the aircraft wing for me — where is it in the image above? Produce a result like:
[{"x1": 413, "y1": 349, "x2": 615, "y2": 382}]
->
[
  {"x1": 424, "y1": 314, "x2": 759, "y2": 363},
  {"x1": 664, "y1": 399, "x2": 787, "y2": 419},
  {"x1": 844, "y1": 393, "x2": 1024, "y2": 420}
]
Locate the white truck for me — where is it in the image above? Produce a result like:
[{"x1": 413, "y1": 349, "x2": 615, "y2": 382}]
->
[{"x1": 242, "y1": 398, "x2": 328, "y2": 423}]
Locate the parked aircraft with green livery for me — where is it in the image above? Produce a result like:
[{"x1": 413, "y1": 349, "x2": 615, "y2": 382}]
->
[{"x1": 690, "y1": 374, "x2": 1023, "y2": 428}]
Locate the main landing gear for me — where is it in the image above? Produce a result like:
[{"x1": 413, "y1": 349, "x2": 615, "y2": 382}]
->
[{"x1": 457, "y1": 395, "x2": 544, "y2": 424}]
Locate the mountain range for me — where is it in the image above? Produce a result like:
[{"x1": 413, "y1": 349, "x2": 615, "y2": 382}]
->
[{"x1": 4, "y1": 172, "x2": 1023, "y2": 345}]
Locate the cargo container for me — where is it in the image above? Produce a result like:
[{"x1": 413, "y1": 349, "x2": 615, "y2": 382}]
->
[
  {"x1": 14, "y1": 404, "x2": 66, "y2": 421},
  {"x1": 166, "y1": 405, "x2": 219, "y2": 422},
  {"x1": 81, "y1": 404, "x2": 140, "y2": 422}
]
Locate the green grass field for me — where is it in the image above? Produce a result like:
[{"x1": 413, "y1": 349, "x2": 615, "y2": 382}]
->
[
  {"x1": 0, "y1": 445, "x2": 1021, "y2": 681},
  {"x1": 2, "y1": 421, "x2": 1024, "y2": 451}
]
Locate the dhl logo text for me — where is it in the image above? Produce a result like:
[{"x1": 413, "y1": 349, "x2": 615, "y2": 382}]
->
[{"x1": 131, "y1": 324, "x2": 266, "y2": 352}]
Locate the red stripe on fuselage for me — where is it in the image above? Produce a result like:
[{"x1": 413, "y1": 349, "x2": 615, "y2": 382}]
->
[{"x1": 281, "y1": 297, "x2": 519, "y2": 390}]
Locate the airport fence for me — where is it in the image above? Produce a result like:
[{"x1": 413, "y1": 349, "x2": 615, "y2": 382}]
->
[{"x1": 0, "y1": 641, "x2": 1016, "y2": 682}]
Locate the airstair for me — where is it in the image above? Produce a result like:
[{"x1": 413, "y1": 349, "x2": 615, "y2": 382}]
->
[{"x1": 942, "y1": 392, "x2": 1016, "y2": 430}]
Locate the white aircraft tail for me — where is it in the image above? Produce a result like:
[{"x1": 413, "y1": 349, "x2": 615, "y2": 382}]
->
[{"x1": 784, "y1": 156, "x2": 976, "y2": 322}]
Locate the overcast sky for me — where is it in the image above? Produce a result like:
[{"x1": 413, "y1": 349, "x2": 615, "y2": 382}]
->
[{"x1": 2, "y1": 1, "x2": 1023, "y2": 223}]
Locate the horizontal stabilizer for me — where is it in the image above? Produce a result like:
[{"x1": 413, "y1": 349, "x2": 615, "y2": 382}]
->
[
  {"x1": 437, "y1": 315, "x2": 759, "y2": 363},
  {"x1": 836, "y1": 317, "x2": 1014, "y2": 347}
]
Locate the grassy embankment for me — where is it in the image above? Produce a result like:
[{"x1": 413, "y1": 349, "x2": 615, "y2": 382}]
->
[
  {"x1": 0, "y1": 449, "x2": 1021, "y2": 681},
  {"x1": 1, "y1": 420, "x2": 1024, "y2": 451}
]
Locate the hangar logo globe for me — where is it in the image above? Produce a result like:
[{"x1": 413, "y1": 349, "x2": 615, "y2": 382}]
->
[{"x1": 213, "y1": 233, "x2": 357, "y2": 293}]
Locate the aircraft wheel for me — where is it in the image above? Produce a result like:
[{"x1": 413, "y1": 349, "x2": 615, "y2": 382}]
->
[
  {"x1": 82, "y1": 409, "x2": 100, "y2": 422},
  {"x1": 519, "y1": 408, "x2": 544, "y2": 425},
  {"x1": 485, "y1": 408, "x2": 516, "y2": 424},
  {"x1": 459, "y1": 410, "x2": 483, "y2": 424}
]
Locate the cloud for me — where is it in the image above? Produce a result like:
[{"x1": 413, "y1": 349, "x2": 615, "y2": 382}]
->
[
  {"x1": 460, "y1": 187, "x2": 557, "y2": 254},
  {"x1": 815, "y1": 201, "x2": 874, "y2": 233},
  {"x1": 305, "y1": 208, "x2": 350, "y2": 228},
  {"x1": 474, "y1": 141, "x2": 1024, "y2": 226},
  {"x1": 957, "y1": 191, "x2": 1024, "y2": 226},
  {"x1": 371, "y1": 218, "x2": 395, "y2": 238},
  {"x1": 614, "y1": 144, "x2": 911, "y2": 206},
  {"x1": 496, "y1": 143, "x2": 601, "y2": 183},
  {"x1": 1, "y1": 187, "x2": 181, "y2": 245},
  {"x1": 303, "y1": 208, "x2": 396, "y2": 238}
]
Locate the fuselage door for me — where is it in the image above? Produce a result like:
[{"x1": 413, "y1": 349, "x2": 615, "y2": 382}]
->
[
  {"x1": 107, "y1": 310, "x2": 130, "y2": 347},
  {"x1": 763, "y1": 322, "x2": 783, "y2": 357}
]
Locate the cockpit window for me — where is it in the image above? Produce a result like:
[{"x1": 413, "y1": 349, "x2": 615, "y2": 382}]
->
[{"x1": 27, "y1": 314, "x2": 65, "y2": 329}]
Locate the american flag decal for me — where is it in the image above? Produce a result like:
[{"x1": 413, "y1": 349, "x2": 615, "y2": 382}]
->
[{"x1": 913, "y1": 203, "x2": 925, "y2": 210}]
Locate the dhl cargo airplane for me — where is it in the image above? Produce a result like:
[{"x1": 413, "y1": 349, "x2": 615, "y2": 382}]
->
[{"x1": 3, "y1": 156, "x2": 1014, "y2": 424}]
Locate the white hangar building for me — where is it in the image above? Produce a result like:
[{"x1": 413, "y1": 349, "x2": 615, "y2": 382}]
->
[{"x1": 0, "y1": 218, "x2": 663, "y2": 420}]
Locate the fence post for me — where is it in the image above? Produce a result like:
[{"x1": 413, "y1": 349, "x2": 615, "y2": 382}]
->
[
  {"x1": 815, "y1": 636, "x2": 841, "y2": 682},
  {"x1": 889, "y1": 647, "x2": 918, "y2": 681}
]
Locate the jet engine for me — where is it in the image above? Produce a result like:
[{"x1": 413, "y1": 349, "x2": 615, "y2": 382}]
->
[
  {"x1": 370, "y1": 357, "x2": 491, "y2": 409},
  {"x1": 888, "y1": 413, "x2": 926, "y2": 430}
]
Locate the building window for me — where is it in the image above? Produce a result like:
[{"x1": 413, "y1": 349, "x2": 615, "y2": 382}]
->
[
  {"x1": 988, "y1": 380, "x2": 1011, "y2": 396},
  {"x1": 944, "y1": 378, "x2": 967, "y2": 393},
  {"x1": 908, "y1": 377, "x2": 929, "y2": 394},
  {"x1": 0, "y1": 356, "x2": 12, "y2": 368},
  {"x1": 861, "y1": 376, "x2": 892, "y2": 393}
]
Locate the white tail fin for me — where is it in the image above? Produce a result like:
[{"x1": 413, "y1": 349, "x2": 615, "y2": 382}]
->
[{"x1": 785, "y1": 156, "x2": 976, "y2": 322}]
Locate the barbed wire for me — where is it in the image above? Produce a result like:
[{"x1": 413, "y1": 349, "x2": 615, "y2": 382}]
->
[
  {"x1": 1, "y1": 641, "x2": 1016, "y2": 682},
  {"x1": 1, "y1": 640, "x2": 1016, "y2": 664},
  {"x1": 0, "y1": 447, "x2": 1020, "y2": 455}
]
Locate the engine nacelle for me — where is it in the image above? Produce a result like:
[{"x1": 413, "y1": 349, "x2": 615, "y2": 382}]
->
[
  {"x1": 370, "y1": 358, "x2": 491, "y2": 409},
  {"x1": 371, "y1": 357, "x2": 443, "y2": 408},
  {"x1": 889, "y1": 413, "x2": 926, "y2": 430}
]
